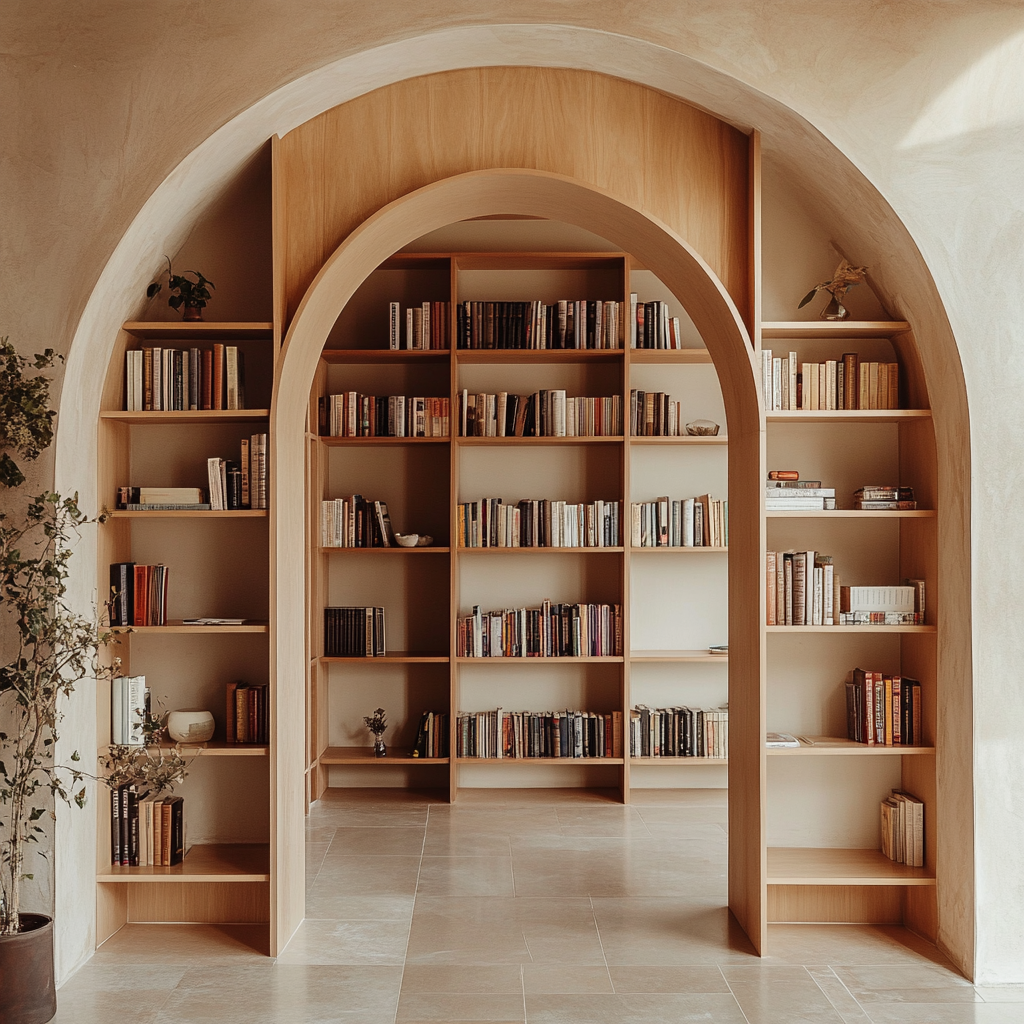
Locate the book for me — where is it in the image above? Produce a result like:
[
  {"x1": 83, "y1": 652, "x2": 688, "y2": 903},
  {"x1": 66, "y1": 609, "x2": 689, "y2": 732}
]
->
[
  {"x1": 765, "y1": 732, "x2": 800, "y2": 748},
  {"x1": 323, "y1": 607, "x2": 386, "y2": 657},
  {"x1": 460, "y1": 708, "x2": 624, "y2": 758},
  {"x1": 456, "y1": 601, "x2": 622, "y2": 658},
  {"x1": 630, "y1": 705, "x2": 728, "y2": 758}
]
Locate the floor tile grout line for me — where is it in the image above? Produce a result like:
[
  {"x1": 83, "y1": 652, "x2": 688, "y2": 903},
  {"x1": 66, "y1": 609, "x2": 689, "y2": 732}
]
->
[
  {"x1": 824, "y1": 963, "x2": 881, "y2": 1023},
  {"x1": 587, "y1": 894, "x2": 615, "y2": 993},
  {"x1": 720, "y1": 971, "x2": 755, "y2": 1024},
  {"x1": 391, "y1": 802, "x2": 431, "y2": 1024}
]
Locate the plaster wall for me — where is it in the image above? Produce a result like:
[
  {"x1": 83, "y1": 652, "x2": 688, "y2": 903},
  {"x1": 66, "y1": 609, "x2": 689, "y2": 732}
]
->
[{"x1": 4, "y1": 1, "x2": 1023, "y2": 984}]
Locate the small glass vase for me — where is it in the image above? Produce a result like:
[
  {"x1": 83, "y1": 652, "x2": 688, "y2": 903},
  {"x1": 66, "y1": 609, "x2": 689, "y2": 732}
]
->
[
  {"x1": 820, "y1": 295, "x2": 849, "y2": 321},
  {"x1": 372, "y1": 735, "x2": 387, "y2": 758}
]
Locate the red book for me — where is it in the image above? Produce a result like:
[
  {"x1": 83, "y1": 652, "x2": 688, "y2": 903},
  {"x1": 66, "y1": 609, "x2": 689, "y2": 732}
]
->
[
  {"x1": 768, "y1": 470, "x2": 800, "y2": 481},
  {"x1": 212, "y1": 344, "x2": 225, "y2": 410},
  {"x1": 132, "y1": 565, "x2": 149, "y2": 626}
]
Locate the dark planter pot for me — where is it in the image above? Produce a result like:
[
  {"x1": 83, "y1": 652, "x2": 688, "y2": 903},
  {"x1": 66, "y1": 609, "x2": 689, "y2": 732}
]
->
[{"x1": 0, "y1": 914, "x2": 56, "y2": 1024}]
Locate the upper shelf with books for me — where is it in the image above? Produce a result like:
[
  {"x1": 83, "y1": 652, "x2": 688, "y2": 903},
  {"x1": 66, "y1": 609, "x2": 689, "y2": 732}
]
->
[
  {"x1": 101, "y1": 409, "x2": 270, "y2": 424},
  {"x1": 761, "y1": 322, "x2": 912, "y2": 340},
  {"x1": 106, "y1": 509, "x2": 268, "y2": 519},
  {"x1": 320, "y1": 349, "x2": 450, "y2": 364},
  {"x1": 122, "y1": 322, "x2": 274, "y2": 340},
  {"x1": 767, "y1": 410, "x2": 931, "y2": 424}
]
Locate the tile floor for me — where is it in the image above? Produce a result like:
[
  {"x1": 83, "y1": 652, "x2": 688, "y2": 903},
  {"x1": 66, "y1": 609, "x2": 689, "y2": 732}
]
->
[{"x1": 58, "y1": 788, "x2": 1024, "y2": 1023}]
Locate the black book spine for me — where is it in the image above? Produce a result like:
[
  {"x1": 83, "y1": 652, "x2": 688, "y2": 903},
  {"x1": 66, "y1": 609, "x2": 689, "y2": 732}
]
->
[
  {"x1": 120, "y1": 784, "x2": 130, "y2": 866},
  {"x1": 111, "y1": 786, "x2": 121, "y2": 865},
  {"x1": 169, "y1": 798, "x2": 184, "y2": 866},
  {"x1": 128, "y1": 786, "x2": 139, "y2": 866}
]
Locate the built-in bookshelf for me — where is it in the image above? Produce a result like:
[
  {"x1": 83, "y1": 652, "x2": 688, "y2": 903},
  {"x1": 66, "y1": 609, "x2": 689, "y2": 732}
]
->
[{"x1": 95, "y1": 320, "x2": 273, "y2": 945}]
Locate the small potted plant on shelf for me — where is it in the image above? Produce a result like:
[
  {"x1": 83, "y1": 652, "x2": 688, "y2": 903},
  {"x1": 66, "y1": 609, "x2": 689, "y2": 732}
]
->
[
  {"x1": 0, "y1": 339, "x2": 114, "y2": 1024},
  {"x1": 798, "y1": 259, "x2": 869, "y2": 321},
  {"x1": 146, "y1": 256, "x2": 215, "y2": 321}
]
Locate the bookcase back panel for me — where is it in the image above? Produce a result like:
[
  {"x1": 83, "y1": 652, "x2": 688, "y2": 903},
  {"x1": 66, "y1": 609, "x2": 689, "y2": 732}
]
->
[
  {"x1": 459, "y1": 552, "x2": 622, "y2": 611},
  {"x1": 628, "y1": 364, "x2": 726, "y2": 428},
  {"x1": 767, "y1": 519, "x2": 899, "y2": 588},
  {"x1": 458, "y1": 662, "x2": 622, "y2": 714},
  {"x1": 767, "y1": 757, "x2": 903, "y2": 849},
  {"x1": 456, "y1": 763, "x2": 622, "y2": 790},
  {"x1": 324, "y1": 362, "x2": 452, "y2": 399},
  {"x1": 629, "y1": 560, "x2": 728, "y2": 652},
  {"x1": 629, "y1": 447, "x2": 728, "y2": 504},
  {"x1": 125, "y1": 883, "x2": 270, "y2": 925},
  {"x1": 457, "y1": 362, "x2": 623, "y2": 400},
  {"x1": 127, "y1": 423, "x2": 263, "y2": 491},
  {"x1": 630, "y1": 270, "x2": 703, "y2": 349},
  {"x1": 630, "y1": 765, "x2": 728, "y2": 789},
  {"x1": 459, "y1": 447, "x2": 622, "y2": 507},
  {"x1": 169, "y1": 759, "x2": 271, "y2": 845},
  {"x1": 457, "y1": 268, "x2": 624, "y2": 304},
  {"x1": 629, "y1": 664, "x2": 728, "y2": 710},
  {"x1": 767, "y1": 885, "x2": 904, "y2": 925}
]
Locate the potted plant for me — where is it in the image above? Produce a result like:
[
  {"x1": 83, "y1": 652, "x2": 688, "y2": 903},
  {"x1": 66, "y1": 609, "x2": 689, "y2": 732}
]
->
[
  {"x1": 0, "y1": 339, "x2": 112, "y2": 1024},
  {"x1": 798, "y1": 259, "x2": 869, "y2": 320},
  {"x1": 146, "y1": 256, "x2": 215, "y2": 321}
]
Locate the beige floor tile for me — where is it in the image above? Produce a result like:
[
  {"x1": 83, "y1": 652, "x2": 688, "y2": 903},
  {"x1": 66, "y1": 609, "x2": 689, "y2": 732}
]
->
[
  {"x1": 308, "y1": 854, "x2": 422, "y2": 896},
  {"x1": 422, "y1": 827, "x2": 513, "y2": 856},
  {"x1": 723, "y1": 964, "x2": 847, "y2": 1023},
  {"x1": 304, "y1": 826, "x2": 337, "y2": 843},
  {"x1": 325, "y1": 826, "x2": 426, "y2": 856},
  {"x1": 976, "y1": 985, "x2": 1024, "y2": 1002},
  {"x1": 276, "y1": 918, "x2": 411, "y2": 966},
  {"x1": 308, "y1": 802, "x2": 431, "y2": 828},
  {"x1": 863, "y1": 1004, "x2": 1024, "y2": 1023},
  {"x1": 397, "y1": 991, "x2": 526, "y2": 1022},
  {"x1": 807, "y1": 966, "x2": 873, "y2": 1022},
  {"x1": 401, "y1": 964, "x2": 525, "y2": 993},
  {"x1": 305, "y1": 841, "x2": 330, "y2": 879},
  {"x1": 51, "y1": 989, "x2": 169, "y2": 1023},
  {"x1": 608, "y1": 965, "x2": 729, "y2": 993},
  {"x1": 835, "y1": 963, "x2": 978, "y2": 1004},
  {"x1": 425, "y1": 806, "x2": 563, "y2": 834},
  {"x1": 522, "y1": 965, "x2": 614, "y2": 994},
  {"x1": 525, "y1": 991, "x2": 747, "y2": 1023},
  {"x1": 416, "y1": 855, "x2": 515, "y2": 896},
  {"x1": 92, "y1": 924, "x2": 269, "y2": 963},
  {"x1": 304, "y1": 893, "x2": 416, "y2": 922},
  {"x1": 764, "y1": 924, "x2": 957, "y2": 968}
]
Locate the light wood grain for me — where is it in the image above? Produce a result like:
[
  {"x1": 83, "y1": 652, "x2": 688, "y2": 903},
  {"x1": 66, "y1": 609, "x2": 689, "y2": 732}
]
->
[
  {"x1": 761, "y1": 321, "x2": 911, "y2": 339},
  {"x1": 97, "y1": 844, "x2": 270, "y2": 882},
  {"x1": 767, "y1": 737, "x2": 935, "y2": 756},
  {"x1": 121, "y1": 322, "x2": 275, "y2": 339},
  {"x1": 100, "y1": 409, "x2": 270, "y2": 424},
  {"x1": 768, "y1": 885, "x2": 904, "y2": 924},
  {"x1": 767, "y1": 848, "x2": 936, "y2": 886},
  {"x1": 125, "y1": 883, "x2": 270, "y2": 925}
]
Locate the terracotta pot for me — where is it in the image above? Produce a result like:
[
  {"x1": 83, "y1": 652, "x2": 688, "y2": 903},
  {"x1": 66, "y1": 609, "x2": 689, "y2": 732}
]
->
[
  {"x1": 182, "y1": 305, "x2": 203, "y2": 321},
  {"x1": 0, "y1": 914, "x2": 57, "y2": 1024}
]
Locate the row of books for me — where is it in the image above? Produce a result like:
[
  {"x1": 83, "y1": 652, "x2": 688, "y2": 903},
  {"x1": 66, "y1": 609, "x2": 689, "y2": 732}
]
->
[
  {"x1": 411, "y1": 711, "x2": 448, "y2": 758},
  {"x1": 124, "y1": 344, "x2": 246, "y2": 411},
  {"x1": 762, "y1": 350, "x2": 900, "y2": 411},
  {"x1": 455, "y1": 299, "x2": 624, "y2": 350},
  {"x1": 457, "y1": 498, "x2": 621, "y2": 548},
  {"x1": 845, "y1": 669, "x2": 923, "y2": 746},
  {"x1": 109, "y1": 788, "x2": 183, "y2": 866},
  {"x1": 765, "y1": 474, "x2": 836, "y2": 511},
  {"x1": 631, "y1": 297, "x2": 687, "y2": 350},
  {"x1": 459, "y1": 390, "x2": 623, "y2": 437},
  {"x1": 630, "y1": 705, "x2": 729, "y2": 759},
  {"x1": 207, "y1": 434, "x2": 268, "y2": 510},
  {"x1": 630, "y1": 495, "x2": 728, "y2": 548},
  {"x1": 324, "y1": 606, "x2": 387, "y2": 657},
  {"x1": 456, "y1": 602, "x2": 623, "y2": 658},
  {"x1": 629, "y1": 390, "x2": 695, "y2": 437},
  {"x1": 320, "y1": 497, "x2": 395, "y2": 548},
  {"x1": 323, "y1": 393, "x2": 450, "y2": 438},
  {"x1": 456, "y1": 708, "x2": 624, "y2": 759},
  {"x1": 388, "y1": 301, "x2": 451, "y2": 350},
  {"x1": 225, "y1": 681, "x2": 269, "y2": 744},
  {"x1": 881, "y1": 789, "x2": 925, "y2": 867},
  {"x1": 110, "y1": 675, "x2": 147, "y2": 746},
  {"x1": 109, "y1": 562, "x2": 169, "y2": 627},
  {"x1": 766, "y1": 550, "x2": 838, "y2": 626}
]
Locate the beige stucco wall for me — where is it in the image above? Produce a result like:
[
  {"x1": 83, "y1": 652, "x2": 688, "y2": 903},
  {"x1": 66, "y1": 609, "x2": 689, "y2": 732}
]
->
[{"x1": 5, "y1": 1, "x2": 1024, "y2": 985}]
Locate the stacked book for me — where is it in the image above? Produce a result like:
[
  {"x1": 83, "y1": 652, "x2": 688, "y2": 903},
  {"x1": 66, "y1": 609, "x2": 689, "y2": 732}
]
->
[
  {"x1": 116, "y1": 486, "x2": 210, "y2": 511},
  {"x1": 629, "y1": 389, "x2": 693, "y2": 436},
  {"x1": 845, "y1": 669, "x2": 922, "y2": 746},
  {"x1": 124, "y1": 343, "x2": 245, "y2": 411},
  {"x1": 389, "y1": 300, "x2": 451, "y2": 350},
  {"x1": 629, "y1": 295, "x2": 687, "y2": 349},
  {"x1": 765, "y1": 550, "x2": 837, "y2": 626},
  {"x1": 110, "y1": 675, "x2": 148, "y2": 746},
  {"x1": 456, "y1": 299, "x2": 622, "y2": 350},
  {"x1": 225, "y1": 681, "x2": 270, "y2": 744},
  {"x1": 456, "y1": 708, "x2": 623, "y2": 758},
  {"x1": 630, "y1": 705, "x2": 728, "y2": 758},
  {"x1": 108, "y1": 562, "x2": 169, "y2": 626},
  {"x1": 853, "y1": 485, "x2": 917, "y2": 510},
  {"x1": 110, "y1": 788, "x2": 183, "y2": 867},
  {"x1": 881, "y1": 790, "x2": 925, "y2": 867},
  {"x1": 762, "y1": 350, "x2": 900, "y2": 410},
  {"x1": 458, "y1": 390, "x2": 622, "y2": 437},
  {"x1": 765, "y1": 472, "x2": 836, "y2": 511},
  {"x1": 457, "y1": 498, "x2": 620, "y2": 548},
  {"x1": 411, "y1": 711, "x2": 449, "y2": 758},
  {"x1": 323, "y1": 393, "x2": 450, "y2": 438},
  {"x1": 457, "y1": 601, "x2": 623, "y2": 658},
  {"x1": 630, "y1": 494, "x2": 727, "y2": 547},
  {"x1": 839, "y1": 585, "x2": 920, "y2": 625},
  {"x1": 324, "y1": 606, "x2": 386, "y2": 657},
  {"x1": 206, "y1": 433, "x2": 267, "y2": 509},
  {"x1": 321, "y1": 497, "x2": 396, "y2": 548}
]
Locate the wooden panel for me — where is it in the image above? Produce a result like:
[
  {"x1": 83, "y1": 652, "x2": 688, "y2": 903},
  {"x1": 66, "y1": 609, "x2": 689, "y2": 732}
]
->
[
  {"x1": 768, "y1": 885, "x2": 904, "y2": 923},
  {"x1": 96, "y1": 882, "x2": 128, "y2": 946},
  {"x1": 277, "y1": 68, "x2": 749, "y2": 328},
  {"x1": 761, "y1": 322, "x2": 911, "y2": 340},
  {"x1": 767, "y1": 848, "x2": 935, "y2": 885},
  {"x1": 121, "y1": 322, "x2": 274, "y2": 340},
  {"x1": 127, "y1": 882, "x2": 269, "y2": 923}
]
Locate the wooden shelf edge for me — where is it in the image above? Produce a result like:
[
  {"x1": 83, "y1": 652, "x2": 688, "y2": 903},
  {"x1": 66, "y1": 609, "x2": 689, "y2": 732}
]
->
[
  {"x1": 630, "y1": 546, "x2": 727, "y2": 553},
  {"x1": 761, "y1": 321, "x2": 911, "y2": 339},
  {"x1": 456, "y1": 757, "x2": 624, "y2": 765},
  {"x1": 630, "y1": 757, "x2": 727, "y2": 764},
  {"x1": 320, "y1": 746, "x2": 448, "y2": 765},
  {"x1": 98, "y1": 742, "x2": 269, "y2": 758},
  {"x1": 109, "y1": 621, "x2": 269, "y2": 634},
  {"x1": 767, "y1": 410, "x2": 930, "y2": 422},
  {"x1": 630, "y1": 650, "x2": 728, "y2": 663},
  {"x1": 122, "y1": 321, "x2": 274, "y2": 339},
  {"x1": 320, "y1": 546, "x2": 450, "y2": 553},
  {"x1": 766, "y1": 625, "x2": 935, "y2": 634},
  {"x1": 97, "y1": 843, "x2": 270, "y2": 883},
  {"x1": 766, "y1": 847, "x2": 935, "y2": 886},
  {"x1": 455, "y1": 656, "x2": 624, "y2": 664},
  {"x1": 767, "y1": 737, "x2": 935, "y2": 756},
  {"x1": 766, "y1": 509, "x2": 935, "y2": 519},
  {"x1": 320, "y1": 653, "x2": 449, "y2": 663},
  {"x1": 106, "y1": 510, "x2": 268, "y2": 519},
  {"x1": 100, "y1": 409, "x2": 270, "y2": 423},
  {"x1": 456, "y1": 436, "x2": 624, "y2": 445},
  {"x1": 628, "y1": 436, "x2": 728, "y2": 445},
  {"x1": 457, "y1": 546, "x2": 623, "y2": 554}
]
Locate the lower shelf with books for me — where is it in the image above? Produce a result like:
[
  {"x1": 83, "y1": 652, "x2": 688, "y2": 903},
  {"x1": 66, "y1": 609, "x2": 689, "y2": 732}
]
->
[
  {"x1": 766, "y1": 847, "x2": 935, "y2": 886},
  {"x1": 97, "y1": 842, "x2": 270, "y2": 883}
]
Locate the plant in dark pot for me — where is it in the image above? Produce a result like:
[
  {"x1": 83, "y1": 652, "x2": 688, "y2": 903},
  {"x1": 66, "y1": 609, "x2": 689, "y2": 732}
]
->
[
  {"x1": 146, "y1": 256, "x2": 215, "y2": 321},
  {"x1": 0, "y1": 339, "x2": 112, "y2": 1024}
]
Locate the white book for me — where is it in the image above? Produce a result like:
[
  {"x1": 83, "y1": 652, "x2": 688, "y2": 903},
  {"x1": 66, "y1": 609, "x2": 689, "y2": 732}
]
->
[
  {"x1": 421, "y1": 301, "x2": 431, "y2": 350},
  {"x1": 207, "y1": 457, "x2": 224, "y2": 510},
  {"x1": 800, "y1": 362, "x2": 812, "y2": 409},
  {"x1": 682, "y1": 498, "x2": 695, "y2": 547},
  {"x1": 812, "y1": 567, "x2": 823, "y2": 625},
  {"x1": 804, "y1": 550, "x2": 815, "y2": 625},
  {"x1": 552, "y1": 390, "x2": 566, "y2": 437},
  {"x1": 762, "y1": 349, "x2": 773, "y2": 410},
  {"x1": 389, "y1": 302, "x2": 400, "y2": 350},
  {"x1": 126, "y1": 352, "x2": 135, "y2": 411},
  {"x1": 629, "y1": 293, "x2": 638, "y2": 347},
  {"x1": 112, "y1": 676, "x2": 125, "y2": 744},
  {"x1": 788, "y1": 352, "x2": 798, "y2": 409},
  {"x1": 773, "y1": 357, "x2": 782, "y2": 411},
  {"x1": 823, "y1": 563, "x2": 834, "y2": 624},
  {"x1": 127, "y1": 675, "x2": 147, "y2": 747}
]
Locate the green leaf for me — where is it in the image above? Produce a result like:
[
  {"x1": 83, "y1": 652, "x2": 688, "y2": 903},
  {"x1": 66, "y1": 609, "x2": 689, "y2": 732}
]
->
[{"x1": 0, "y1": 452, "x2": 25, "y2": 489}]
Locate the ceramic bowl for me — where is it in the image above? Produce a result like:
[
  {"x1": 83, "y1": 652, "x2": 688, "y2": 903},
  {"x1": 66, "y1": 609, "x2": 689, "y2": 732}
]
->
[
  {"x1": 394, "y1": 533, "x2": 419, "y2": 547},
  {"x1": 166, "y1": 709, "x2": 215, "y2": 743},
  {"x1": 415, "y1": 535, "x2": 433, "y2": 547},
  {"x1": 685, "y1": 419, "x2": 720, "y2": 436}
]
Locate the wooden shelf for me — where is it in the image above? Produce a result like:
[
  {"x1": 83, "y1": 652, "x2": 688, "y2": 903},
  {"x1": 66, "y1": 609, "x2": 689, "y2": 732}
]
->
[
  {"x1": 457, "y1": 349, "x2": 623, "y2": 363},
  {"x1": 457, "y1": 756, "x2": 625, "y2": 765},
  {"x1": 767, "y1": 410, "x2": 930, "y2": 424},
  {"x1": 629, "y1": 348, "x2": 713, "y2": 363},
  {"x1": 97, "y1": 843, "x2": 270, "y2": 883},
  {"x1": 456, "y1": 436, "x2": 623, "y2": 446},
  {"x1": 321, "y1": 545, "x2": 450, "y2": 554},
  {"x1": 100, "y1": 409, "x2": 269, "y2": 424},
  {"x1": 452, "y1": 251, "x2": 625, "y2": 271},
  {"x1": 630, "y1": 756, "x2": 727, "y2": 765},
  {"x1": 106, "y1": 509, "x2": 267, "y2": 519},
  {"x1": 766, "y1": 510, "x2": 935, "y2": 519},
  {"x1": 319, "y1": 435, "x2": 449, "y2": 446},
  {"x1": 320, "y1": 348, "x2": 450, "y2": 363},
  {"x1": 767, "y1": 737, "x2": 934, "y2": 756},
  {"x1": 766, "y1": 625, "x2": 935, "y2": 634},
  {"x1": 320, "y1": 652, "x2": 449, "y2": 663},
  {"x1": 761, "y1": 321, "x2": 911, "y2": 339},
  {"x1": 458, "y1": 546, "x2": 623, "y2": 554},
  {"x1": 456, "y1": 656, "x2": 624, "y2": 664},
  {"x1": 122, "y1": 322, "x2": 274, "y2": 340},
  {"x1": 99, "y1": 742, "x2": 268, "y2": 757},
  {"x1": 628, "y1": 435, "x2": 727, "y2": 445},
  {"x1": 630, "y1": 545, "x2": 727, "y2": 554},
  {"x1": 630, "y1": 650, "x2": 728, "y2": 663},
  {"x1": 767, "y1": 847, "x2": 935, "y2": 886},
  {"x1": 109, "y1": 620, "x2": 268, "y2": 634},
  {"x1": 319, "y1": 746, "x2": 448, "y2": 765}
]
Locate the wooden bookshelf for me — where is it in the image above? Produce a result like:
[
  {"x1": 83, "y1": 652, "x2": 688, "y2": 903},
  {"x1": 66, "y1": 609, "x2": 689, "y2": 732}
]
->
[
  {"x1": 121, "y1": 322, "x2": 275, "y2": 340},
  {"x1": 767, "y1": 848, "x2": 935, "y2": 886},
  {"x1": 761, "y1": 321, "x2": 911, "y2": 340},
  {"x1": 106, "y1": 509, "x2": 268, "y2": 519},
  {"x1": 320, "y1": 746, "x2": 448, "y2": 765},
  {"x1": 98, "y1": 843, "x2": 270, "y2": 882},
  {"x1": 100, "y1": 409, "x2": 270, "y2": 424},
  {"x1": 766, "y1": 737, "x2": 935, "y2": 756}
]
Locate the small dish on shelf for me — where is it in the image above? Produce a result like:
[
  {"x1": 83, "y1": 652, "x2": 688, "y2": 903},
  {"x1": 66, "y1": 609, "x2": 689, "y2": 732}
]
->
[
  {"x1": 415, "y1": 535, "x2": 433, "y2": 547},
  {"x1": 394, "y1": 534, "x2": 419, "y2": 547},
  {"x1": 685, "y1": 420, "x2": 720, "y2": 436}
]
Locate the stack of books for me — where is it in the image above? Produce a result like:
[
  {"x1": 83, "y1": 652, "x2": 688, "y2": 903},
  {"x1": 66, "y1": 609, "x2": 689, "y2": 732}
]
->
[
  {"x1": 881, "y1": 790, "x2": 924, "y2": 867},
  {"x1": 630, "y1": 705, "x2": 728, "y2": 758},
  {"x1": 110, "y1": 788, "x2": 183, "y2": 867},
  {"x1": 321, "y1": 497, "x2": 395, "y2": 548},
  {"x1": 457, "y1": 498, "x2": 620, "y2": 548},
  {"x1": 108, "y1": 562, "x2": 169, "y2": 626},
  {"x1": 225, "y1": 682, "x2": 270, "y2": 744},
  {"x1": 630, "y1": 494, "x2": 727, "y2": 547},
  {"x1": 323, "y1": 393, "x2": 450, "y2": 437},
  {"x1": 456, "y1": 708, "x2": 623, "y2": 758},
  {"x1": 411, "y1": 711, "x2": 449, "y2": 758},
  {"x1": 853, "y1": 485, "x2": 917, "y2": 510},
  {"x1": 765, "y1": 550, "x2": 837, "y2": 626},
  {"x1": 125, "y1": 343, "x2": 245, "y2": 411},
  {"x1": 389, "y1": 300, "x2": 451, "y2": 350},
  {"x1": 762, "y1": 350, "x2": 900, "y2": 410},
  {"x1": 116, "y1": 486, "x2": 209, "y2": 511},
  {"x1": 110, "y1": 675, "x2": 148, "y2": 746},
  {"x1": 323, "y1": 606, "x2": 386, "y2": 657},
  {"x1": 458, "y1": 390, "x2": 622, "y2": 437},
  {"x1": 457, "y1": 299, "x2": 622, "y2": 350},
  {"x1": 845, "y1": 668, "x2": 922, "y2": 745},
  {"x1": 765, "y1": 471, "x2": 836, "y2": 511},
  {"x1": 457, "y1": 601, "x2": 623, "y2": 658}
]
